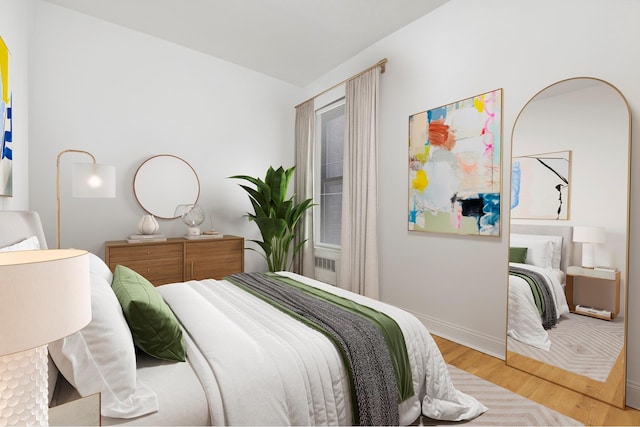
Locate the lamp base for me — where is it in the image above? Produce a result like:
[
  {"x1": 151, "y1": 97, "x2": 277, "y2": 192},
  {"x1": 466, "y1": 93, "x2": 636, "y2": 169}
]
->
[
  {"x1": 186, "y1": 226, "x2": 201, "y2": 236},
  {"x1": 581, "y1": 242, "x2": 595, "y2": 269},
  {"x1": 0, "y1": 345, "x2": 49, "y2": 426}
]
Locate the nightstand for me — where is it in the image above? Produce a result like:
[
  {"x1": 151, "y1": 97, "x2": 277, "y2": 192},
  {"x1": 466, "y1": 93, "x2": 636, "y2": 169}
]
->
[
  {"x1": 565, "y1": 265, "x2": 620, "y2": 320},
  {"x1": 49, "y1": 393, "x2": 100, "y2": 426}
]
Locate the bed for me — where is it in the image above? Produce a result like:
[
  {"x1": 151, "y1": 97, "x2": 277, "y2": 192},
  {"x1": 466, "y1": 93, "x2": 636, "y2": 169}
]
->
[
  {"x1": 507, "y1": 224, "x2": 573, "y2": 351},
  {"x1": 0, "y1": 210, "x2": 486, "y2": 426}
]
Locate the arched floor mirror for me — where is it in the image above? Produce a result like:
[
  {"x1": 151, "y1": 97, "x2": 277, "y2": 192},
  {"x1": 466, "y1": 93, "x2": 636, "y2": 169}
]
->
[{"x1": 506, "y1": 77, "x2": 631, "y2": 408}]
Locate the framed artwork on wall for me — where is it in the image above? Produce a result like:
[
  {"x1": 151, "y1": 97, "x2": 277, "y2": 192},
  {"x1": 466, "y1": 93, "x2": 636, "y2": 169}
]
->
[
  {"x1": 511, "y1": 150, "x2": 571, "y2": 220},
  {"x1": 408, "y1": 89, "x2": 502, "y2": 236},
  {"x1": 0, "y1": 36, "x2": 12, "y2": 197}
]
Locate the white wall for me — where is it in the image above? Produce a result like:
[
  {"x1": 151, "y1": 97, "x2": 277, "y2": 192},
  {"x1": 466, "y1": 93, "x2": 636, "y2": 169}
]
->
[
  {"x1": 28, "y1": 1, "x2": 302, "y2": 272},
  {"x1": 0, "y1": 0, "x2": 33, "y2": 211},
  {"x1": 302, "y1": 0, "x2": 640, "y2": 407}
]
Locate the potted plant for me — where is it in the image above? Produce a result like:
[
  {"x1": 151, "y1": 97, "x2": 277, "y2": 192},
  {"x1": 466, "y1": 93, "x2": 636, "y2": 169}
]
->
[{"x1": 230, "y1": 166, "x2": 314, "y2": 272}]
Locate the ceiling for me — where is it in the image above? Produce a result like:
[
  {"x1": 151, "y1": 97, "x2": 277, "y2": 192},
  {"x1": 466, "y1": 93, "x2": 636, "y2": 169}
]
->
[{"x1": 42, "y1": 0, "x2": 449, "y2": 86}]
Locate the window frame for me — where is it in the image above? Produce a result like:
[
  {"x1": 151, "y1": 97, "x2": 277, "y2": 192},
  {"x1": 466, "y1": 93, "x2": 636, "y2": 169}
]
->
[{"x1": 313, "y1": 97, "x2": 345, "y2": 250}]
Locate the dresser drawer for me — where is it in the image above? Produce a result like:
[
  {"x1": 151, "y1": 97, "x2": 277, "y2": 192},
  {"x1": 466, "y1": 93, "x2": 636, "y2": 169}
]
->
[
  {"x1": 107, "y1": 243, "x2": 183, "y2": 263},
  {"x1": 113, "y1": 258, "x2": 184, "y2": 286}
]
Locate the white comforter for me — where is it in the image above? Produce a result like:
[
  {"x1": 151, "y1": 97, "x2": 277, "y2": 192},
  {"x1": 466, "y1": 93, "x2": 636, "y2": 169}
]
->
[
  {"x1": 158, "y1": 272, "x2": 486, "y2": 425},
  {"x1": 508, "y1": 263, "x2": 570, "y2": 351}
]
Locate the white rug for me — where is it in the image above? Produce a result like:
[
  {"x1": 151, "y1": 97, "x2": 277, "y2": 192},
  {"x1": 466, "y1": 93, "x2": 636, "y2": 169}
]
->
[
  {"x1": 421, "y1": 365, "x2": 582, "y2": 426},
  {"x1": 508, "y1": 312, "x2": 623, "y2": 382}
]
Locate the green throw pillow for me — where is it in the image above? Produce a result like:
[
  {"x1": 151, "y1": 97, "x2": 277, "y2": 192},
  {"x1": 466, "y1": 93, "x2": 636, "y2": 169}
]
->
[
  {"x1": 111, "y1": 265, "x2": 186, "y2": 362},
  {"x1": 509, "y1": 247, "x2": 528, "y2": 264}
]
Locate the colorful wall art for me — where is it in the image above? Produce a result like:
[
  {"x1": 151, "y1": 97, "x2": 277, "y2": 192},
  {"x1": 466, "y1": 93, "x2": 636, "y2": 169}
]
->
[
  {"x1": 408, "y1": 89, "x2": 502, "y2": 236},
  {"x1": 511, "y1": 150, "x2": 571, "y2": 220},
  {"x1": 0, "y1": 36, "x2": 12, "y2": 197}
]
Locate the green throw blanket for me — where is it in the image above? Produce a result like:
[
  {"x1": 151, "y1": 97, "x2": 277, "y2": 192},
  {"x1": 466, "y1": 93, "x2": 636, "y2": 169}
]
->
[{"x1": 224, "y1": 272, "x2": 414, "y2": 426}]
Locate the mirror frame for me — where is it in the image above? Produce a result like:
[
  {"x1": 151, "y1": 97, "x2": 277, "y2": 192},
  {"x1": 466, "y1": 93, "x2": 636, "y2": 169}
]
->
[
  {"x1": 133, "y1": 154, "x2": 201, "y2": 219},
  {"x1": 506, "y1": 77, "x2": 631, "y2": 408}
]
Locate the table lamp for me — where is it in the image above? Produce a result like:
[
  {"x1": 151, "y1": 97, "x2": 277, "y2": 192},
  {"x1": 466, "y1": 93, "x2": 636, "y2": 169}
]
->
[
  {"x1": 572, "y1": 226, "x2": 606, "y2": 268},
  {"x1": 0, "y1": 249, "x2": 91, "y2": 426}
]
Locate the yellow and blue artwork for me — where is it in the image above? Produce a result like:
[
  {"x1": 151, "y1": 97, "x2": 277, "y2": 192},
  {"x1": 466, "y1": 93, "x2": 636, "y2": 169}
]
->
[
  {"x1": 1, "y1": 36, "x2": 12, "y2": 197},
  {"x1": 408, "y1": 89, "x2": 502, "y2": 236}
]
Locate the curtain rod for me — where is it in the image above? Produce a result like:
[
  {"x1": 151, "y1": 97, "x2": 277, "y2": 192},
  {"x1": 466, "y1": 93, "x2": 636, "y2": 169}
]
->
[{"x1": 294, "y1": 58, "x2": 388, "y2": 109}]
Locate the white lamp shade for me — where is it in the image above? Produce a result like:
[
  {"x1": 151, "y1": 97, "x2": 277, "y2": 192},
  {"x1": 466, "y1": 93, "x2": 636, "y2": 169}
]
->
[
  {"x1": 572, "y1": 226, "x2": 606, "y2": 244},
  {"x1": 0, "y1": 249, "x2": 92, "y2": 356},
  {"x1": 72, "y1": 163, "x2": 116, "y2": 198}
]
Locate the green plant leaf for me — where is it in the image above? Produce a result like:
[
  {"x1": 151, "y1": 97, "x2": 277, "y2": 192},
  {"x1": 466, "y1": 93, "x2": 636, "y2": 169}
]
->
[{"x1": 229, "y1": 165, "x2": 314, "y2": 272}]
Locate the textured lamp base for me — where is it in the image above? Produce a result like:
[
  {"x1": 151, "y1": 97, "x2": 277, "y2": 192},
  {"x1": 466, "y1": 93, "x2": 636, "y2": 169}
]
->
[{"x1": 0, "y1": 345, "x2": 49, "y2": 427}]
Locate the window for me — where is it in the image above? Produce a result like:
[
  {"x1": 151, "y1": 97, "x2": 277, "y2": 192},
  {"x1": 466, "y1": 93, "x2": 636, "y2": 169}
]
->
[{"x1": 314, "y1": 99, "x2": 345, "y2": 247}]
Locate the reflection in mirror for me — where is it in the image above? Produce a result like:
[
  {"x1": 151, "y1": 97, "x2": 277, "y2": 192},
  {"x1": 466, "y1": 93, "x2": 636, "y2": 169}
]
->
[
  {"x1": 134, "y1": 154, "x2": 200, "y2": 219},
  {"x1": 506, "y1": 78, "x2": 630, "y2": 408}
]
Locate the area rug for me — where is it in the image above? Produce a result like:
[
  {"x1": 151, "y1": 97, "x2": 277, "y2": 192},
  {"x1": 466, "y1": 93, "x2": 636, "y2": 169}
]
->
[
  {"x1": 507, "y1": 312, "x2": 623, "y2": 382},
  {"x1": 421, "y1": 365, "x2": 582, "y2": 425}
]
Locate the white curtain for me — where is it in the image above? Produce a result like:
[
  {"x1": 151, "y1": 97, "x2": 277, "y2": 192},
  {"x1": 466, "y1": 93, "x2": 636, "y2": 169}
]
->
[
  {"x1": 293, "y1": 99, "x2": 315, "y2": 276},
  {"x1": 339, "y1": 68, "x2": 380, "y2": 298}
]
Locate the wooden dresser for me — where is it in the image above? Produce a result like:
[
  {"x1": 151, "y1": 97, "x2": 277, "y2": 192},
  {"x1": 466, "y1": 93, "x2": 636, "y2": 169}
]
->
[{"x1": 105, "y1": 235, "x2": 244, "y2": 286}]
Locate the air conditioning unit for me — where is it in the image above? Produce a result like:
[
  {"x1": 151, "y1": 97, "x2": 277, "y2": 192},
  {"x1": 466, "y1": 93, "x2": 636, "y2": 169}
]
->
[{"x1": 314, "y1": 250, "x2": 340, "y2": 286}]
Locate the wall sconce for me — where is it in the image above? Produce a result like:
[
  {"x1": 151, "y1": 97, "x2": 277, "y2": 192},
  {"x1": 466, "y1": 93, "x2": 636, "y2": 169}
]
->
[
  {"x1": 57, "y1": 149, "x2": 116, "y2": 249},
  {"x1": 0, "y1": 249, "x2": 91, "y2": 426},
  {"x1": 573, "y1": 225, "x2": 606, "y2": 268}
]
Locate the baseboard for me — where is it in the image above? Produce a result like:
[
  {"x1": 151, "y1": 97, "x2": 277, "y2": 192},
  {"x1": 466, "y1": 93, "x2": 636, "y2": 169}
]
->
[
  {"x1": 626, "y1": 379, "x2": 640, "y2": 410},
  {"x1": 407, "y1": 309, "x2": 505, "y2": 360}
]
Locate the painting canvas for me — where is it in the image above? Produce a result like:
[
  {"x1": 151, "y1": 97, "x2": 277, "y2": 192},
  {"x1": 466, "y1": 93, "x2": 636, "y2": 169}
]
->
[
  {"x1": 511, "y1": 150, "x2": 571, "y2": 220},
  {"x1": 0, "y1": 36, "x2": 12, "y2": 197},
  {"x1": 408, "y1": 89, "x2": 502, "y2": 236}
]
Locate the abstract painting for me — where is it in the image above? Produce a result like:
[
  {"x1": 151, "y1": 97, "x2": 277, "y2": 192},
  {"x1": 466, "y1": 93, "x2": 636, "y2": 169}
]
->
[
  {"x1": 511, "y1": 150, "x2": 571, "y2": 220},
  {"x1": 0, "y1": 36, "x2": 12, "y2": 197},
  {"x1": 408, "y1": 89, "x2": 502, "y2": 236}
]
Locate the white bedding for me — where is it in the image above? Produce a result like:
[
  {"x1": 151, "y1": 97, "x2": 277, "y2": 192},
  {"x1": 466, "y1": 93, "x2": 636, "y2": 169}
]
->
[
  {"x1": 157, "y1": 271, "x2": 487, "y2": 425},
  {"x1": 508, "y1": 263, "x2": 570, "y2": 351}
]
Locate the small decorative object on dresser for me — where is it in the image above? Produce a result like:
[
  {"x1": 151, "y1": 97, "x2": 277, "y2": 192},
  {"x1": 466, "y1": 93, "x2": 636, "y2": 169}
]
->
[
  {"x1": 105, "y1": 235, "x2": 244, "y2": 285},
  {"x1": 175, "y1": 203, "x2": 206, "y2": 236},
  {"x1": 127, "y1": 233, "x2": 167, "y2": 243},
  {"x1": 137, "y1": 214, "x2": 159, "y2": 235}
]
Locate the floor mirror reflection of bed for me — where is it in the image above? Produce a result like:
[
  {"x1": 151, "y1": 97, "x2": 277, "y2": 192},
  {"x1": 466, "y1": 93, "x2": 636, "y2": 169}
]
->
[{"x1": 506, "y1": 77, "x2": 631, "y2": 410}]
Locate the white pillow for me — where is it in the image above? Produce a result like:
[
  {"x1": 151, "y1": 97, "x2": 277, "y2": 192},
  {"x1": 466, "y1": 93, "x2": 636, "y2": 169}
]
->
[
  {"x1": 510, "y1": 235, "x2": 554, "y2": 269},
  {"x1": 48, "y1": 274, "x2": 159, "y2": 418},
  {"x1": 0, "y1": 235, "x2": 40, "y2": 251},
  {"x1": 88, "y1": 252, "x2": 113, "y2": 284},
  {"x1": 511, "y1": 234, "x2": 563, "y2": 269}
]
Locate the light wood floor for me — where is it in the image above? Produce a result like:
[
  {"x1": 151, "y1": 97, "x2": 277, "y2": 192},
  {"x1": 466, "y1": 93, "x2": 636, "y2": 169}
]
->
[{"x1": 433, "y1": 335, "x2": 640, "y2": 426}]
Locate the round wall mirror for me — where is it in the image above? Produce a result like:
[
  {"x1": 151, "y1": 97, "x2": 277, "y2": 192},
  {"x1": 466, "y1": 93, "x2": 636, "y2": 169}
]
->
[{"x1": 134, "y1": 154, "x2": 200, "y2": 219}]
